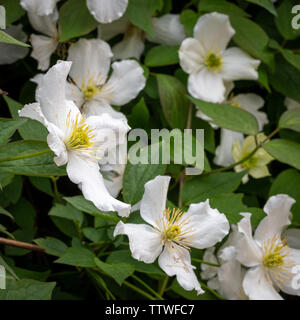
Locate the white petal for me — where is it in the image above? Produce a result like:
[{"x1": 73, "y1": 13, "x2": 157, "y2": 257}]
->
[
  {"x1": 193, "y1": 12, "x2": 235, "y2": 52},
  {"x1": 200, "y1": 247, "x2": 218, "y2": 280},
  {"x1": 140, "y1": 176, "x2": 171, "y2": 228},
  {"x1": 214, "y1": 129, "x2": 244, "y2": 167},
  {"x1": 67, "y1": 153, "x2": 130, "y2": 217},
  {"x1": 28, "y1": 10, "x2": 58, "y2": 37},
  {"x1": 67, "y1": 38, "x2": 113, "y2": 89},
  {"x1": 97, "y1": 16, "x2": 130, "y2": 41},
  {"x1": 158, "y1": 242, "x2": 204, "y2": 295},
  {"x1": 86, "y1": 0, "x2": 128, "y2": 24},
  {"x1": 30, "y1": 34, "x2": 58, "y2": 71},
  {"x1": 285, "y1": 97, "x2": 300, "y2": 110},
  {"x1": 147, "y1": 14, "x2": 186, "y2": 46},
  {"x1": 283, "y1": 228, "x2": 300, "y2": 249},
  {"x1": 112, "y1": 30, "x2": 145, "y2": 60},
  {"x1": 21, "y1": 0, "x2": 59, "y2": 16},
  {"x1": 179, "y1": 38, "x2": 205, "y2": 74},
  {"x1": 254, "y1": 194, "x2": 295, "y2": 244},
  {"x1": 182, "y1": 200, "x2": 230, "y2": 249},
  {"x1": 220, "y1": 47, "x2": 260, "y2": 81},
  {"x1": 99, "y1": 60, "x2": 146, "y2": 106},
  {"x1": 236, "y1": 213, "x2": 262, "y2": 267},
  {"x1": 249, "y1": 165, "x2": 270, "y2": 179},
  {"x1": 65, "y1": 82, "x2": 85, "y2": 109},
  {"x1": 114, "y1": 221, "x2": 163, "y2": 263},
  {"x1": 0, "y1": 24, "x2": 29, "y2": 65},
  {"x1": 188, "y1": 69, "x2": 225, "y2": 103},
  {"x1": 243, "y1": 267, "x2": 283, "y2": 300},
  {"x1": 83, "y1": 100, "x2": 127, "y2": 121},
  {"x1": 195, "y1": 110, "x2": 217, "y2": 129}
]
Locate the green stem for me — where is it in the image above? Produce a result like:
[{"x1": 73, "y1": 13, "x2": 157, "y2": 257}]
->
[
  {"x1": 131, "y1": 274, "x2": 164, "y2": 300},
  {"x1": 123, "y1": 280, "x2": 156, "y2": 300},
  {"x1": 51, "y1": 176, "x2": 62, "y2": 204},
  {"x1": 192, "y1": 258, "x2": 221, "y2": 268},
  {"x1": 159, "y1": 276, "x2": 169, "y2": 297},
  {"x1": 0, "y1": 149, "x2": 51, "y2": 163},
  {"x1": 199, "y1": 280, "x2": 226, "y2": 300}
]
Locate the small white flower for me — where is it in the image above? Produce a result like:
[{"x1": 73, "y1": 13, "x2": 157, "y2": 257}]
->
[
  {"x1": 18, "y1": 61, "x2": 131, "y2": 217},
  {"x1": 21, "y1": 0, "x2": 60, "y2": 16},
  {"x1": 0, "y1": 24, "x2": 29, "y2": 65},
  {"x1": 86, "y1": 0, "x2": 129, "y2": 24},
  {"x1": 98, "y1": 14, "x2": 186, "y2": 60},
  {"x1": 66, "y1": 38, "x2": 146, "y2": 118},
  {"x1": 27, "y1": 9, "x2": 60, "y2": 70},
  {"x1": 284, "y1": 97, "x2": 300, "y2": 110},
  {"x1": 179, "y1": 12, "x2": 260, "y2": 103},
  {"x1": 114, "y1": 175, "x2": 230, "y2": 294},
  {"x1": 236, "y1": 194, "x2": 300, "y2": 300}
]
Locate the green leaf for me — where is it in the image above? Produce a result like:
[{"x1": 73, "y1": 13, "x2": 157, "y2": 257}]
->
[
  {"x1": 180, "y1": 9, "x2": 200, "y2": 37},
  {"x1": 49, "y1": 203, "x2": 84, "y2": 227},
  {"x1": 94, "y1": 258, "x2": 134, "y2": 286},
  {"x1": 181, "y1": 172, "x2": 245, "y2": 206},
  {"x1": 29, "y1": 176, "x2": 53, "y2": 196},
  {"x1": 263, "y1": 139, "x2": 300, "y2": 170},
  {"x1": 0, "y1": 206, "x2": 14, "y2": 220},
  {"x1": 0, "y1": 29, "x2": 29, "y2": 47},
  {"x1": 0, "y1": 140, "x2": 66, "y2": 177},
  {"x1": 64, "y1": 196, "x2": 119, "y2": 223},
  {"x1": 156, "y1": 74, "x2": 190, "y2": 129},
  {"x1": 0, "y1": 171, "x2": 14, "y2": 189},
  {"x1": 10, "y1": 198, "x2": 36, "y2": 229},
  {"x1": 275, "y1": 0, "x2": 300, "y2": 40},
  {"x1": 128, "y1": 97, "x2": 150, "y2": 129},
  {"x1": 0, "y1": 175, "x2": 22, "y2": 207},
  {"x1": 0, "y1": 279, "x2": 56, "y2": 300},
  {"x1": 189, "y1": 96, "x2": 259, "y2": 135},
  {"x1": 246, "y1": 0, "x2": 277, "y2": 15},
  {"x1": 1, "y1": 0, "x2": 25, "y2": 25},
  {"x1": 4, "y1": 96, "x2": 48, "y2": 141},
  {"x1": 258, "y1": 66, "x2": 271, "y2": 93},
  {"x1": 5, "y1": 228, "x2": 36, "y2": 256},
  {"x1": 145, "y1": 45, "x2": 179, "y2": 67},
  {"x1": 269, "y1": 169, "x2": 300, "y2": 224},
  {"x1": 50, "y1": 216, "x2": 78, "y2": 238},
  {"x1": 82, "y1": 227, "x2": 106, "y2": 242},
  {"x1": 0, "y1": 118, "x2": 27, "y2": 146},
  {"x1": 34, "y1": 237, "x2": 68, "y2": 257},
  {"x1": 56, "y1": 247, "x2": 96, "y2": 268},
  {"x1": 125, "y1": 0, "x2": 163, "y2": 36},
  {"x1": 13, "y1": 267, "x2": 50, "y2": 282},
  {"x1": 198, "y1": 0, "x2": 249, "y2": 17},
  {"x1": 59, "y1": 0, "x2": 98, "y2": 42},
  {"x1": 279, "y1": 109, "x2": 300, "y2": 133}
]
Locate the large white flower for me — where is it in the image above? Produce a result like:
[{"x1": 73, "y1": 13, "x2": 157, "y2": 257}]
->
[
  {"x1": 87, "y1": 0, "x2": 128, "y2": 24},
  {"x1": 236, "y1": 194, "x2": 300, "y2": 300},
  {"x1": 0, "y1": 24, "x2": 29, "y2": 65},
  {"x1": 66, "y1": 38, "x2": 146, "y2": 118},
  {"x1": 18, "y1": 61, "x2": 131, "y2": 217},
  {"x1": 20, "y1": 0, "x2": 60, "y2": 16},
  {"x1": 114, "y1": 175, "x2": 230, "y2": 294},
  {"x1": 98, "y1": 14, "x2": 186, "y2": 60},
  {"x1": 179, "y1": 12, "x2": 260, "y2": 103},
  {"x1": 27, "y1": 9, "x2": 60, "y2": 70}
]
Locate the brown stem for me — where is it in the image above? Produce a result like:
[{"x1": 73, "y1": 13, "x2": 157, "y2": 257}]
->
[{"x1": 0, "y1": 237, "x2": 44, "y2": 252}]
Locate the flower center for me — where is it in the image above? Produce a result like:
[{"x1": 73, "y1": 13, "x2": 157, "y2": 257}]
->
[
  {"x1": 263, "y1": 236, "x2": 289, "y2": 268},
  {"x1": 83, "y1": 85, "x2": 98, "y2": 101},
  {"x1": 65, "y1": 113, "x2": 96, "y2": 152},
  {"x1": 205, "y1": 53, "x2": 223, "y2": 72},
  {"x1": 165, "y1": 225, "x2": 181, "y2": 241},
  {"x1": 242, "y1": 152, "x2": 258, "y2": 169}
]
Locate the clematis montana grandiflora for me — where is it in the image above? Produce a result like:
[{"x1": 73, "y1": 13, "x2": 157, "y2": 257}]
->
[
  {"x1": 18, "y1": 61, "x2": 131, "y2": 217},
  {"x1": 66, "y1": 38, "x2": 146, "y2": 118},
  {"x1": 236, "y1": 194, "x2": 300, "y2": 300},
  {"x1": 179, "y1": 12, "x2": 260, "y2": 103},
  {"x1": 21, "y1": 0, "x2": 60, "y2": 16},
  {"x1": 114, "y1": 175, "x2": 230, "y2": 294}
]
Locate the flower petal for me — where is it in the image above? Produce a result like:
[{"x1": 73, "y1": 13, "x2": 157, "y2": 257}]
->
[
  {"x1": 97, "y1": 16, "x2": 130, "y2": 41},
  {"x1": 28, "y1": 10, "x2": 58, "y2": 37},
  {"x1": 99, "y1": 60, "x2": 146, "y2": 106},
  {"x1": 285, "y1": 97, "x2": 300, "y2": 110},
  {"x1": 83, "y1": 100, "x2": 127, "y2": 120},
  {"x1": 21, "y1": 0, "x2": 59, "y2": 15},
  {"x1": 114, "y1": 221, "x2": 163, "y2": 263},
  {"x1": 158, "y1": 242, "x2": 204, "y2": 294},
  {"x1": 86, "y1": 0, "x2": 128, "y2": 24},
  {"x1": 188, "y1": 68, "x2": 225, "y2": 103},
  {"x1": 147, "y1": 14, "x2": 186, "y2": 46},
  {"x1": 220, "y1": 47, "x2": 260, "y2": 81},
  {"x1": 182, "y1": 200, "x2": 230, "y2": 249},
  {"x1": 200, "y1": 247, "x2": 219, "y2": 280},
  {"x1": 65, "y1": 82, "x2": 85, "y2": 109},
  {"x1": 179, "y1": 38, "x2": 205, "y2": 74},
  {"x1": 283, "y1": 228, "x2": 300, "y2": 249},
  {"x1": 140, "y1": 175, "x2": 171, "y2": 228},
  {"x1": 249, "y1": 165, "x2": 270, "y2": 179},
  {"x1": 254, "y1": 194, "x2": 295, "y2": 244},
  {"x1": 214, "y1": 129, "x2": 244, "y2": 167},
  {"x1": 193, "y1": 12, "x2": 235, "y2": 52},
  {"x1": 243, "y1": 267, "x2": 283, "y2": 300},
  {"x1": 67, "y1": 38, "x2": 113, "y2": 89}
]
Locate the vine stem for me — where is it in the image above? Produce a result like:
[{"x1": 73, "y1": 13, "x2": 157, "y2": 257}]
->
[
  {"x1": 131, "y1": 274, "x2": 164, "y2": 300},
  {"x1": 192, "y1": 258, "x2": 221, "y2": 268},
  {"x1": 123, "y1": 280, "x2": 157, "y2": 300},
  {"x1": 51, "y1": 176, "x2": 63, "y2": 204},
  {"x1": 0, "y1": 237, "x2": 44, "y2": 252},
  {"x1": 159, "y1": 276, "x2": 169, "y2": 297}
]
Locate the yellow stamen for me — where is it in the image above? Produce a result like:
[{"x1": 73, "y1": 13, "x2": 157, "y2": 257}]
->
[{"x1": 205, "y1": 52, "x2": 223, "y2": 72}]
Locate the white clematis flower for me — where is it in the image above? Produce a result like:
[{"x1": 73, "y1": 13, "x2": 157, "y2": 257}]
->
[
  {"x1": 27, "y1": 9, "x2": 60, "y2": 70},
  {"x1": 98, "y1": 14, "x2": 186, "y2": 60},
  {"x1": 18, "y1": 61, "x2": 131, "y2": 217},
  {"x1": 114, "y1": 175, "x2": 230, "y2": 294},
  {"x1": 87, "y1": 0, "x2": 128, "y2": 24},
  {"x1": 0, "y1": 24, "x2": 29, "y2": 65},
  {"x1": 284, "y1": 97, "x2": 300, "y2": 110},
  {"x1": 21, "y1": 0, "x2": 60, "y2": 16},
  {"x1": 179, "y1": 12, "x2": 260, "y2": 103},
  {"x1": 236, "y1": 194, "x2": 300, "y2": 300},
  {"x1": 66, "y1": 38, "x2": 146, "y2": 118}
]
